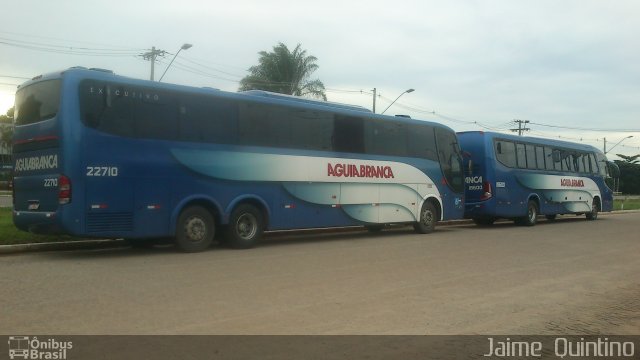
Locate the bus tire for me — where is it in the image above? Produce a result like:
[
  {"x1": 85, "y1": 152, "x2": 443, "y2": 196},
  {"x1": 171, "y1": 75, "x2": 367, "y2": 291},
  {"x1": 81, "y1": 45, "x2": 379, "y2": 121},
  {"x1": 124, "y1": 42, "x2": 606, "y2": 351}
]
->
[
  {"x1": 518, "y1": 200, "x2": 538, "y2": 226},
  {"x1": 413, "y1": 202, "x2": 437, "y2": 234},
  {"x1": 586, "y1": 199, "x2": 599, "y2": 221},
  {"x1": 226, "y1": 204, "x2": 264, "y2": 249},
  {"x1": 175, "y1": 206, "x2": 215, "y2": 252}
]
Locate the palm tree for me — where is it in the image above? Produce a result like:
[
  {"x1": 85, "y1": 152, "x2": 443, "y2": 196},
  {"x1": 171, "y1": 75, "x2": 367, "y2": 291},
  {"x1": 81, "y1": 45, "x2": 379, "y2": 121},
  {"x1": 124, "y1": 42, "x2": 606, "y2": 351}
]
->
[{"x1": 239, "y1": 43, "x2": 327, "y2": 100}]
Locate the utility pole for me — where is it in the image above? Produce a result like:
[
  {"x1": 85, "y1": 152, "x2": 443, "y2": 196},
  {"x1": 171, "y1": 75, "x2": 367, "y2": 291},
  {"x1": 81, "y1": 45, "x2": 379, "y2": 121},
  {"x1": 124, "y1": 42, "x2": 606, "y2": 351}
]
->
[
  {"x1": 510, "y1": 119, "x2": 530, "y2": 136},
  {"x1": 372, "y1": 88, "x2": 377, "y2": 113},
  {"x1": 141, "y1": 46, "x2": 167, "y2": 81}
]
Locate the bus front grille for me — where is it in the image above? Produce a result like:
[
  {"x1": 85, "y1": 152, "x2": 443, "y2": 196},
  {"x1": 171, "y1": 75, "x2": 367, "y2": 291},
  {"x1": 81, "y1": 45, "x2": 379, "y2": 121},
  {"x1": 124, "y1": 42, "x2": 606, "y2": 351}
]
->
[{"x1": 86, "y1": 212, "x2": 134, "y2": 233}]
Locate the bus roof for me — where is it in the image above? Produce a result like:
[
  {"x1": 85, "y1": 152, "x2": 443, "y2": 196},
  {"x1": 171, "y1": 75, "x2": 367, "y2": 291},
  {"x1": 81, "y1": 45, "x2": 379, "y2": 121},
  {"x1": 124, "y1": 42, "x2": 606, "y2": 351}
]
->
[
  {"x1": 457, "y1": 130, "x2": 602, "y2": 154},
  {"x1": 21, "y1": 67, "x2": 457, "y2": 133}
]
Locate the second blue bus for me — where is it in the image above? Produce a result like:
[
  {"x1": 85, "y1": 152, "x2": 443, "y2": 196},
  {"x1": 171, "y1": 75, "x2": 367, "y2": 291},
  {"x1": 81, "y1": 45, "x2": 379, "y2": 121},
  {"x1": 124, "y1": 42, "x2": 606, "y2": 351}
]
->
[{"x1": 458, "y1": 131, "x2": 616, "y2": 226}]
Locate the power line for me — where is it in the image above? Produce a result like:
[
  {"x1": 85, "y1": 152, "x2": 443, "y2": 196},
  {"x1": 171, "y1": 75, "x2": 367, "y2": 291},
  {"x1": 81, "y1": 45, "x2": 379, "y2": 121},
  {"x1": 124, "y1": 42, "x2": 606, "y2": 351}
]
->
[
  {"x1": 0, "y1": 31, "x2": 143, "y2": 51},
  {"x1": 528, "y1": 120, "x2": 640, "y2": 132}
]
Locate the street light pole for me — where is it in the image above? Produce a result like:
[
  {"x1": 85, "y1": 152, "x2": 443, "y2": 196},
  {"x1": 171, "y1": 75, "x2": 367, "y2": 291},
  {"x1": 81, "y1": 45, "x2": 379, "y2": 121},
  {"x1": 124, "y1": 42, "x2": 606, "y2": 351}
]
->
[
  {"x1": 380, "y1": 88, "x2": 415, "y2": 115},
  {"x1": 158, "y1": 43, "x2": 193, "y2": 82},
  {"x1": 372, "y1": 88, "x2": 377, "y2": 113},
  {"x1": 604, "y1": 135, "x2": 633, "y2": 154}
]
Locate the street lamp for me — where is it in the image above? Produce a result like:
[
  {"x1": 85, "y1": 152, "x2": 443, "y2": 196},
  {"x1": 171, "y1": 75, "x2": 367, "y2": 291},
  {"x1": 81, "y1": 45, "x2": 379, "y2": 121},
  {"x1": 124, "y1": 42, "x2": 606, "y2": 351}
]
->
[
  {"x1": 380, "y1": 88, "x2": 415, "y2": 115},
  {"x1": 158, "y1": 43, "x2": 193, "y2": 82},
  {"x1": 604, "y1": 135, "x2": 633, "y2": 154}
]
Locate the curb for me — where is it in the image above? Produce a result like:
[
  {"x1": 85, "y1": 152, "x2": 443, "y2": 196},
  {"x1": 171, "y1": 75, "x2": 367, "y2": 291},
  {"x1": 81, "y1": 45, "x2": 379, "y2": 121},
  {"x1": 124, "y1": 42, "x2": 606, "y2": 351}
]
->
[
  {"x1": 1, "y1": 210, "x2": 638, "y2": 255},
  {"x1": 0, "y1": 239, "x2": 127, "y2": 255}
]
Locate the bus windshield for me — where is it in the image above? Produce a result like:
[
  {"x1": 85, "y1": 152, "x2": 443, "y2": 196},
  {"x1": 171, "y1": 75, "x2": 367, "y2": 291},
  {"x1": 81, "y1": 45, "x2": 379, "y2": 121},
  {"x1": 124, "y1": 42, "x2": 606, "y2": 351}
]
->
[{"x1": 15, "y1": 79, "x2": 62, "y2": 125}]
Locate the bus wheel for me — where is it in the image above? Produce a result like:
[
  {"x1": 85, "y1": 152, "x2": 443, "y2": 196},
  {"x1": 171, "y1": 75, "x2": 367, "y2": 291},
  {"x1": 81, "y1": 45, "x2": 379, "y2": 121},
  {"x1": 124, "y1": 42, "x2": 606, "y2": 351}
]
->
[
  {"x1": 175, "y1": 206, "x2": 215, "y2": 252},
  {"x1": 519, "y1": 200, "x2": 538, "y2": 226},
  {"x1": 227, "y1": 204, "x2": 264, "y2": 249},
  {"x1": 414, "y1": 202, "x2": 437, "y2": 234},
  {"x1": 473, "y1": 217, "x2": 495, "y2": 226},
  {"x1": 545, "y1": 214, "x2": 557, "y2": 221},
  {"x1": 586, "y1": 200, "x2": 599, "y2": 221}
]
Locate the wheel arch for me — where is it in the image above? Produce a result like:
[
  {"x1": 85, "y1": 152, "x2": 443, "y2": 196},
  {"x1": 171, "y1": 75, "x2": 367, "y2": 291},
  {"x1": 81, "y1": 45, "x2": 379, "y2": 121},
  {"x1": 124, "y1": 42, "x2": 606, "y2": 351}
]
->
[
  {"x1": 527, "y1": 193, "x2": 541, "y2": 213},
  {"x1": 421, "y1": 195, "x2": 443, "y2": 221},
  {"x1": 170, "y1": 195, "x2": 223, "y2": 235},
  {"x1": 225, "y1": 195, "x2": 271, "y2": 230}
]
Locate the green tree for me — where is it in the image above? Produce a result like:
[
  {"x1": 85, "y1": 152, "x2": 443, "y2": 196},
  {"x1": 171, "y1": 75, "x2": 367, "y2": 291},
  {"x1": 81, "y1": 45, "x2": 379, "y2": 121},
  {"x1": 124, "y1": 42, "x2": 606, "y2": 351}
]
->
[
  {"x1": 614, "y1": 155, "x2": 640, "y2": 194},
  {"x1": 239, "y1": 43, "x2": 327, "y2": 100},
  {"x1": 616, "y1": 154, "x2": 640, "y2": 164},
  {"x1": 0, "y1": 107, "x2": 14, "y2": 166}
]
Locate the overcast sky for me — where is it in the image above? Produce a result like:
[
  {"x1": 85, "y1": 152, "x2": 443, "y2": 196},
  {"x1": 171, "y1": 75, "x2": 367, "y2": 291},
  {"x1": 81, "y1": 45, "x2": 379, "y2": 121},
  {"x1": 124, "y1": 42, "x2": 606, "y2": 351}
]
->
[{"x1": 1, "y1": 0, "x2": 639, "y2": 158}]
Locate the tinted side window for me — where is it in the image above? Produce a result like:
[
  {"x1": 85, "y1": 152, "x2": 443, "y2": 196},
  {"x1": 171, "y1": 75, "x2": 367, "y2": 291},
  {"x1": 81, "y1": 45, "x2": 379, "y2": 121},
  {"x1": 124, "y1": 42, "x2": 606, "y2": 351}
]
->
[
  {"x1": 553, "y1": 149, "x2": 562, "y2": 171},
  {"x1": 408, "y1": 124, "x2": 438, "y2": 161},
  {"x1": 575, "y1": 153, "x2": 586, "y2": 173},
  {"x1": 596, "y1": 153, "x2": 609, "y2": 177},
  {"x1": 525, "y1": 144, "x2": 536, "y2": 169},
  {"x1": 97, "y1": 86, "x2": 135, "y2": 137},
  {"x1": 516, "y1": 143, "x2": 527, "y2": 168},
  {"x1": 366, "y1": 120, "x2": 407, "y2": 157},
  {"x1": 535, "y1": 146, "x2": 545, "y2": 169},
  {"x1": 135, "y1": 94, "x2": 178, "y2": 140},
  {"x1": 589, "y1": 153, "x2": 599, "y2": 174},
  {"x1": 544, "y1": 147, "x2": 555, "y2": 170},
  {"x1": 435, "y1": 128, "x2": 464, "y2": 193},
  {"x1": 495, "y1": 140, "x2": 516, "y2": 168},
  {"x1": 333, "y1": 115, "x2": 364, "y2": 153},
  {"x1": 290, "y1": 109, "x2": 333, "y2": 151},
  {"x1": 80, "y1": 81, "x2": 179, "y2": 139},
  {"x1": 239, "y1": 103, "x2": 291, "y2": 148},
  {"x1": 15, "y1": 79, "x2": 62, "y2": 125},
  {"x1": 180, "y1": 97, "x2": 238, "y2": 144},
  {"x1": 561, "y1": 151, "x2": 574, "y2": 172}
]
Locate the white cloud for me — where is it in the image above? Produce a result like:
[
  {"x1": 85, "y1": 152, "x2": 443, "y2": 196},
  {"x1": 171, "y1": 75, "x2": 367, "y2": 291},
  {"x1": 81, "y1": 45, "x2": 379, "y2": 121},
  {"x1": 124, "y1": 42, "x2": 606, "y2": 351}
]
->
[{"x1": 2, "y1": 0, "x2": 639, "y2": 156}]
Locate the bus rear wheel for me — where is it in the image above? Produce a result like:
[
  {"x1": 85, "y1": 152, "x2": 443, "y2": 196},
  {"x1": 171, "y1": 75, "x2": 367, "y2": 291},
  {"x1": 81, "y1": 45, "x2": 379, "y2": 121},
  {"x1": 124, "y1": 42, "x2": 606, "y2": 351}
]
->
[
  {"x1": 516, "y1": 200, "x2": 538, "y2": 226},
  {"x1": 414, "y1": 202, "x2": 437, "y2": 234},
  {"x1": 586, "y1": 199, "x2": 600, "y2": 221},
  {"x1": 175, "y1": 206, "x2": 215, "y2": 252},
  {"x1": 226, "y1": 204, "x2": 264, "y2": 249}
]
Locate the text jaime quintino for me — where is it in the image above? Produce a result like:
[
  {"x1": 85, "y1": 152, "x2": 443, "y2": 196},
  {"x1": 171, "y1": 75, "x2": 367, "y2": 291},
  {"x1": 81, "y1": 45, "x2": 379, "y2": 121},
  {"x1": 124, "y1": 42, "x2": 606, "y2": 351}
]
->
[{"x1": 483, "y1": 337, "x2": 635, "y2": 358}]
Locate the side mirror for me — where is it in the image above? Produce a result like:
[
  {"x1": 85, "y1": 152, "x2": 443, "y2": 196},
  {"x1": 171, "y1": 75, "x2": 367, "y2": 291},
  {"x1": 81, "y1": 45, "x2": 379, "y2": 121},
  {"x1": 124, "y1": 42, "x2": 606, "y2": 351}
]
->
[{"x1": 607, "y1": 161, "x2": 620, "y2": 178}]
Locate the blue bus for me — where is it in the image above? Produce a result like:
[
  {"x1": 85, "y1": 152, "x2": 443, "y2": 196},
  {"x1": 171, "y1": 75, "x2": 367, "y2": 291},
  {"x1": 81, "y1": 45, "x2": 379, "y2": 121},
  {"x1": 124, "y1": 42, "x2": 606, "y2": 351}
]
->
[
  {"x1": 12, "y1": 67, "x2": 464, "y2": 251},
  {"x1": 458, "y1": 131, "x2": 616, "y2": 226}
]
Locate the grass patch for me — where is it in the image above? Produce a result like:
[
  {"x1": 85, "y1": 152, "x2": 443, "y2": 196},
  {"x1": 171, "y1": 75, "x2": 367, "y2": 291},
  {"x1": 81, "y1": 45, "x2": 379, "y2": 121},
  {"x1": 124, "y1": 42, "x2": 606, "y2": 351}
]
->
[
  {"x1": 0, "y1": 208, "x2": 82, "y2": 245},
  {"x1": 613, "y1": 198, "x2": 640, "y2": 211}
]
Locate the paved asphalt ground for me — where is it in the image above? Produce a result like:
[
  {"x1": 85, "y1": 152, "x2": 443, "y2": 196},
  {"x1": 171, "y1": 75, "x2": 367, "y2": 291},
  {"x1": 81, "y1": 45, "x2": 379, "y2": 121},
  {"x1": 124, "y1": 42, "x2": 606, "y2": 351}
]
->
[{"x1": 1, "y1": 212, "x2": 639, "y2": 335}]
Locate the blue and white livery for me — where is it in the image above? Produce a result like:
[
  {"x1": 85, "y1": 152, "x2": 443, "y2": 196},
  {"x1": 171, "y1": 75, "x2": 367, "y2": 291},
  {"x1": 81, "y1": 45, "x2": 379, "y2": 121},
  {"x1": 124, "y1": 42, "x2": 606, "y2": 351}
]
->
[
  {"x1": 12, "y1": 67, "x2": 465, "y2": 252},
  {"x1": 458, "y1": 131, "x2": 616, "y2": 226}
]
